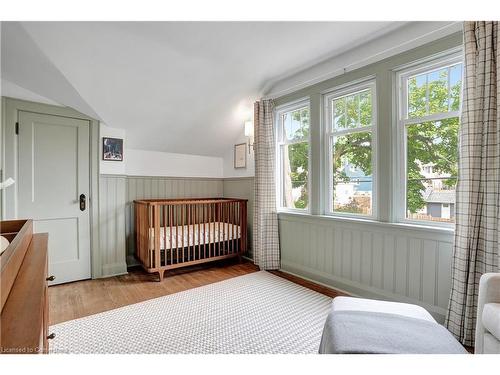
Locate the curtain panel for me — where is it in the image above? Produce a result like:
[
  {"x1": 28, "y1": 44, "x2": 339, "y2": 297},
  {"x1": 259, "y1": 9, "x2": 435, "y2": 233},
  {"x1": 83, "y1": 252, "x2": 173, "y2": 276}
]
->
[
  {"x1": 445, "y1": 21, "x2": 500, "y2": 346},
  {"x1": 253, "y1": 99, "x2": 280, "y2": 270}
]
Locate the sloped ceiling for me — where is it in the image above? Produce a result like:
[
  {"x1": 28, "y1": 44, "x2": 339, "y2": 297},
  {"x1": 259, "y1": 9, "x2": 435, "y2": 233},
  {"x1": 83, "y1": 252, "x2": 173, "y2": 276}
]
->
[{"x1": 1, "y1": 21, "x2": 412, "y2": 156}]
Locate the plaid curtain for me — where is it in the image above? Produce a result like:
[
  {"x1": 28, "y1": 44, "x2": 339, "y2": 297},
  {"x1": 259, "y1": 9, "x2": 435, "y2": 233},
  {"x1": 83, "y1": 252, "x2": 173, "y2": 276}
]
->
[
  {"x1": 445, "y1": 21, "x2": 500, "y2": 346},
  {"x1": 253, "y1": 99, "x2": 280, "y2": 270}
]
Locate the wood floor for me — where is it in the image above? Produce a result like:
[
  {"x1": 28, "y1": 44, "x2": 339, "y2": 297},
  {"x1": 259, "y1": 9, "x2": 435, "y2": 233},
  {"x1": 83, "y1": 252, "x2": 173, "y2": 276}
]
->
[{"x1": 49, "y1": 259, "x2": 345, "y2": 325}]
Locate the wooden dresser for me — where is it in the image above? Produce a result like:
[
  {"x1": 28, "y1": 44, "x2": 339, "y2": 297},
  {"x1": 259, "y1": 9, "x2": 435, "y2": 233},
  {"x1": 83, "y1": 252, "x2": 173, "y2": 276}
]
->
[{"x1": 1, "y1": 220, "x2": 53, "y2": 354}]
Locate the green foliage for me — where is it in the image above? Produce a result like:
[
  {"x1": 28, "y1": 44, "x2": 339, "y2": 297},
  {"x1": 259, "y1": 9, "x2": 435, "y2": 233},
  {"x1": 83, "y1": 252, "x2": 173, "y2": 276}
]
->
[
  {"x1": 332, "y1": 132, "x2": 371, "y2": 184},
  {"x1": 287, "y1": 109, "x2": 309, "y2": 209},
  {"x1": 405, "y1": 68, "x2": 460, "y2": 213},
  {"x1": 288, "y1": 142, "x2": 309, "y2": 209}
]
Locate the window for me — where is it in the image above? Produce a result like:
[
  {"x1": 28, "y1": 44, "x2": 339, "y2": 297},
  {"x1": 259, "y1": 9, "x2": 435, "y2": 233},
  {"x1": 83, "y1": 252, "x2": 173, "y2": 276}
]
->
[
  {"x1": 325, "y1": 81, "x2": 377, "y2": 217},
  {"x1": 276, "y1": 100, "x2": 310, "y2": 211},
  {"x1": 397, "y1": 55, "x2": 463, "y2": 224}
]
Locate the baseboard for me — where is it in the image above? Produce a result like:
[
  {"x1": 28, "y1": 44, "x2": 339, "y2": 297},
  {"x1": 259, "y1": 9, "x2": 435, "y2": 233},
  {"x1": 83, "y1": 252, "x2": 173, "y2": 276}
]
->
[
  {"x1": 242, "y1": 255, "x2": 254, "y2": 262},
  {"x1": 101, "y1": 262, "x2": 128, "y2": 278},
  {"x1": 281, "y1": 260, "x2": 447, "y2": 323},
  {"x1": 126, "y1": 255, "x2": 141, "y2": 267},
  {"x1": 277, "y1": 268, "x2": 359, "y2": 298}
]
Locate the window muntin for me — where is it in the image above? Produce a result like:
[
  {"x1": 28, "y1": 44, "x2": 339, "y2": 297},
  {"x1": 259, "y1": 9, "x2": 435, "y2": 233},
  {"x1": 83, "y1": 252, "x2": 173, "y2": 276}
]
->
[
  {"x1": 276, "y1": 102, "x2": 310, "y2": 211},
  {"x1": 326, "y1": 83, "x2": 376, "y2": 217},
  {"x1": 399, "y1": 59, "x2": 463, "y2": 225}
]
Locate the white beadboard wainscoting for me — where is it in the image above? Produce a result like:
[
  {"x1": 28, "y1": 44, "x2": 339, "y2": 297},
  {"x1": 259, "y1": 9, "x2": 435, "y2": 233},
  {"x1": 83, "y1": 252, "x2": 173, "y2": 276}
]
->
[
  {"x1": 99, "y1": 175, "x2": 128, "y2": 276},
  {"x1": 222, "y1": 177, "x2": 255, "y2": 259},
  {"x1": 278, "y1": 213, "x2": 454, "y2": 322}
]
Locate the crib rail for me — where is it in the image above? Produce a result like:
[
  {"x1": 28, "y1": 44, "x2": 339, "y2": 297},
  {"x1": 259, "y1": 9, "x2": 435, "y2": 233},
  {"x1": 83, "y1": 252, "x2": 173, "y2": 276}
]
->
[{"x1": 134, "y1": 198, "x2": 247, "y2": 281}]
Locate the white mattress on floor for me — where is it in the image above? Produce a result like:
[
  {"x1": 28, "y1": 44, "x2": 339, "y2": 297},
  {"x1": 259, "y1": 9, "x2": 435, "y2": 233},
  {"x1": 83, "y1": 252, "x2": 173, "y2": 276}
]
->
[{"x1": 149, "y1": 222, "x2": 241, "y2": 250}]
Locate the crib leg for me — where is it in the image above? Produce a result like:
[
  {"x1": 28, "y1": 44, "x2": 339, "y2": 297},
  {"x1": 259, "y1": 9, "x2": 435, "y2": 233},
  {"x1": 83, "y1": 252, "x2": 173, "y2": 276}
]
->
[{"x1": 158, "y1": 270, "x2": 164, "y2": 282}]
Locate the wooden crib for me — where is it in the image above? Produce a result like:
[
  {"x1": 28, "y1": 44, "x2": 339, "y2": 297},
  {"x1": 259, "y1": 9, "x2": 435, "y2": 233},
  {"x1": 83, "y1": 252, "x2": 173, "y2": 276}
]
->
[{"x1": 134, "y1": 198, "x2": 248, "y2": 281}]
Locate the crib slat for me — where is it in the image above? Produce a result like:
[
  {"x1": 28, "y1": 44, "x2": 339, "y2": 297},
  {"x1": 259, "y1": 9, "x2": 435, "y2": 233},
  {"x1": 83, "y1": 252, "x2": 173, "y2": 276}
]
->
[
  {"x1": 226, "y1": 202, "x2": 229, "y2": 254},
  {"x1": 227, "y1": 202, "x2": 230, "y2": 255},
  {"x1": 139, "y1": 204, "x2": 143, "y2": 266},
  {"x1": 203, "y1": 204, "x2": 207, "y2": 259},
  {"x1": 140, "y1": 205, "x2": 143, "y2": 266},
  {"x1": 230, "y1": 202, "x2": 233, "y2": 254},
  {"x1": 242, "y1": 201, "x2": 247, "y2": 255},
  {"x1": 236, "y1": 202, "x2": 239, "y2": 254},
  {"x1": 207, "y1": 204, "x2": 215, "y2": 257},
  {"x1": 210, "y1": 203, "x2": 213, "y2": 258},
  {"x1": 138, "y1": 204, "x2": 142, "y2": 265},
  {"x1": 183, "y1": 205, "x2": 186, "y2": 263},
  {"x1": 210, "y1": 203, "x2": 213, "y2": 257},
  {"x1": 206, "y1": 203, "x2": 210, "y2": 259},
  {"x1": 188, "y1": 204, "x2": 192, "y2": 262},
  {"x1": 169, "y1": 205, "x2": 173, "y2": 265},
  {"x1": 162, "y1": 204, "x2": 166, "y2": 267},
  {"x1": 175, "y1": 205, "x2": 179, "y2": 264},
  {"x1": 221, "y1": 203, "x2": 224, "y2": 255},
  {"x1": 237, "y1": 202, "x2": 240, "y2": 254},
  {"x1": 153, "y1": 205, "x2": 161, "y2": 270},
  {"x1": 223, "y1": 202, "x2": 226, "y2": 255},
  {"x1": 217, "y1": 203, "x2": 221, "y2": 256},
  {"x1": 145, "y1": 205, "x2": 149, "y2": 267},
  {"x1": 232, "y1": 202, "x2": 235, "y2": 254},
  {"x1": 183, "y1": 204, "x2": 191, "y2": 261},
  {"x1": 196, "y1": 204, "x2": 200, "y2": 261}
]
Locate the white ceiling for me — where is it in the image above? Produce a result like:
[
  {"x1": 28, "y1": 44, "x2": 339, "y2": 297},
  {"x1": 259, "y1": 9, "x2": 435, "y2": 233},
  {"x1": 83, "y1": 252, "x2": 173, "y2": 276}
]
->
[{"x1": 2, "y1": 21, "x2": 412, "y2": 156}]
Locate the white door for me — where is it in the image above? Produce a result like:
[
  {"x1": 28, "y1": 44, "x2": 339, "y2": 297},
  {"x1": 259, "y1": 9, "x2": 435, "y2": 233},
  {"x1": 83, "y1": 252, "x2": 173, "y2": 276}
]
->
[{"x1": 17, "y1": 111, "x2": 91, "y2": 284}]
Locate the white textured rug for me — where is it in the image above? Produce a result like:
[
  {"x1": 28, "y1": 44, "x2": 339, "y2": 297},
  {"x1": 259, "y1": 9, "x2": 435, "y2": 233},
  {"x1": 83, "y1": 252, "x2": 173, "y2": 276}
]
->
[{"x1": 50, "y1": 271, "x2": 332, "y2": 354}]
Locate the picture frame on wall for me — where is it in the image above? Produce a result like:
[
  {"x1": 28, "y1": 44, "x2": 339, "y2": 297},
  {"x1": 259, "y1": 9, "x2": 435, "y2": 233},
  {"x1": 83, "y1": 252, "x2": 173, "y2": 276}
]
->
[
  {"x1": 102, "y1": 137, "x2": 124, "y2": 161},
  {"x1": 234, "y1": 143, "x2": 247, "y2": 169}
]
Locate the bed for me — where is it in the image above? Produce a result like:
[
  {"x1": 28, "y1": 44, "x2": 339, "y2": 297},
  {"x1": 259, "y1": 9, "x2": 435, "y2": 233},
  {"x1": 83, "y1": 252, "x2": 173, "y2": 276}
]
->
[{"x1": 134, "y1": 198, "x2": 248, "y2": 281}]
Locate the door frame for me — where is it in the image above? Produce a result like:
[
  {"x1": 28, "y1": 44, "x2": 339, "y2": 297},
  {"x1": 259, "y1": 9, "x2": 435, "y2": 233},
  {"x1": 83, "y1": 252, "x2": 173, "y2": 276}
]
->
[{"x1": 1, "y1": 97, "x2": 103, "y2": 278}]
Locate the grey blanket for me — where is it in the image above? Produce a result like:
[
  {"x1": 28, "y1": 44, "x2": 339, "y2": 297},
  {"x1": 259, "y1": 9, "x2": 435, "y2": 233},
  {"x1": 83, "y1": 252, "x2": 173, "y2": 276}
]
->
[{"x1": 319, "y1": 310, "x2": 467, "y2": 354}]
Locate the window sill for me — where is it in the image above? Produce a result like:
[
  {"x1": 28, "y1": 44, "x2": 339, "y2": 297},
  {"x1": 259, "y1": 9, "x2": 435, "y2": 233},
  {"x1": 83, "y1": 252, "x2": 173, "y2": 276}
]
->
[
  {"x1": 277, "y1": 211, "x2": 454, "y2": 235},
  {"x1": 277, "y1": 208, "x2": 311, "y2": 215}
]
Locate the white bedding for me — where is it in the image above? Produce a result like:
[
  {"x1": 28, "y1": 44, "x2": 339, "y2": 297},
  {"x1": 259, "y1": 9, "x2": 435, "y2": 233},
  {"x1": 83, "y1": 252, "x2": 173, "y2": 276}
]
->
[{"x1": 149, "y1": 222, "x2": 241, "y2": 250}]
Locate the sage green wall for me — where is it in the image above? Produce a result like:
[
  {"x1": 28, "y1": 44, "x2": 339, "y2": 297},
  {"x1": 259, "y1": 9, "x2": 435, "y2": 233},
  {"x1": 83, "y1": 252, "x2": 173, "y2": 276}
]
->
[
  {"x1": 273, "y1": 32, "x2": 463, "y2": 322},
  {"x1": 99, "y1": 175, "x2": 128, "y2": 276},
  {"x1": 223, "y1": 177, "x2": 254, "y2": 259}
]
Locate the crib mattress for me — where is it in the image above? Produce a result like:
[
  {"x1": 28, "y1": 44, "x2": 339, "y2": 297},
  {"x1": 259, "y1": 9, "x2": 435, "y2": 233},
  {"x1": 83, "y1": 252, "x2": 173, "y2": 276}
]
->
[{"x1": 149, "y1": 222, "x2": 241, "y2": 250}]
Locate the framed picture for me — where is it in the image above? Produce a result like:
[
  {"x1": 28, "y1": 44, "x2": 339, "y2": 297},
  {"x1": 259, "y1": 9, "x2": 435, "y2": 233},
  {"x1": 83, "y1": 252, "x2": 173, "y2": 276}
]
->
[
  {"x1": 234, "y1": 143, "x2": 247, "y2": 169},
  {"x1": 102, "y1": 137, "x2": 123, "y2": 161}
]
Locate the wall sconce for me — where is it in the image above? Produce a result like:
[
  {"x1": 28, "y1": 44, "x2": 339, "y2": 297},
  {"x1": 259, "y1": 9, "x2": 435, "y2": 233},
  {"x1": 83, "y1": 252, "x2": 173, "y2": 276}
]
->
[{"x1": 244, "y1": 120, "x2": 254, "y2": 154}]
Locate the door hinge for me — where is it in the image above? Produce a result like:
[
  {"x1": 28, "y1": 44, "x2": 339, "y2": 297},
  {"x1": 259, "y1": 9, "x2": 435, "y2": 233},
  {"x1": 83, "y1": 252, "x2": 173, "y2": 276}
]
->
[{"x1": 15, "y1": 122, "x2": 19, "y2": 135}]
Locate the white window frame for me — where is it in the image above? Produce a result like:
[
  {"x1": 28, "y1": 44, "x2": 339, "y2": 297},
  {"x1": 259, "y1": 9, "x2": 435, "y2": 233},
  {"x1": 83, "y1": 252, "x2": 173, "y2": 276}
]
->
[
  {"x1": 323, "y1": 79, "x2": 378, "y2": 219},
  {"x1": 394, "y1": 51, "x2": 463, "y2": 228},
  {"x1": 275, "y1": 98, "x2": 311, "y2": 213}
]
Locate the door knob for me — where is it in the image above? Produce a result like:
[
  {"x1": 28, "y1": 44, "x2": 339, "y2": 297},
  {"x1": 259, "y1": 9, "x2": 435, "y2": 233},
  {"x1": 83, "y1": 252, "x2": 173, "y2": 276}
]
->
[
  {"x1": 47, "y1": 333, "x2": 56, "y2": 340},
  {"x1": 79, "y1": 194, "x2": 86, "y2": 211},
  {"x1": 46, "y1": 275, "x2": 55, "y2": 282}
]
